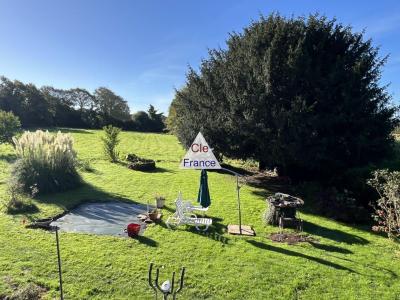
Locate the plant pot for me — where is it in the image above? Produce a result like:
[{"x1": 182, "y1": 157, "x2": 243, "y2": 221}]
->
[
  {"x1": 156, "y1": 198, "x2": 165, "y2": 208},
  {"x1": 127, "y1": 223, "x2": 141, "y2": 237},
  {"x1": 148, "y1": 211, "x2": 158, "y2": 221}
]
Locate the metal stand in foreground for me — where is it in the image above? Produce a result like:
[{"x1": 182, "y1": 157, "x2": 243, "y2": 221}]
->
[
  {"x1": 51, "y1": 226, "x2": 64, "y2": 300},
  {"x1": 148, "y1": 263, "x2": 185, "y2": 300},
  {"x1": 222, "y1": 167, "x2": 255, "y2": 236}
]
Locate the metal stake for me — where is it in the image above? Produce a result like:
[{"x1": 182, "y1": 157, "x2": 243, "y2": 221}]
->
[
  {"x1": 236, "y1": 175, "x2": 242, "y2": 235},
  {"x1": 148, "y1": 263, "x2": 185, "y2": 300},
  {"x1": 221, "y1": 167, "x2": 243, "y2": 235},
  {"x1": 54, "y1": 227, "x2": 64, "y2": 300}
]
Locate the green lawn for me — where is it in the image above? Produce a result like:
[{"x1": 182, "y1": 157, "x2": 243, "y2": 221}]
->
[{"x1": 1, "y1": 129, "x2": 400, "y2": 299}]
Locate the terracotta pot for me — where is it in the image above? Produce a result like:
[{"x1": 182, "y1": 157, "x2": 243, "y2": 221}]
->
[{"x1": 148, "y1": 211, "x2": 158, "y2": 221}]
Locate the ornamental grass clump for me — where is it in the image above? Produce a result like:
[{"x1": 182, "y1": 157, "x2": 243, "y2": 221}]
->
[{"x1": 11, "y1": 130, "x2": 81, "y2": 195}]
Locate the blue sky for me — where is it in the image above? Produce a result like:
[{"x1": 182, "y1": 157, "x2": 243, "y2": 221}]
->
[{"x1": 0, "y1": 1, "x2": 399, "y2": 114}]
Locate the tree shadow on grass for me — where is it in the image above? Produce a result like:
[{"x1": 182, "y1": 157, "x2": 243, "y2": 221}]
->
[
  {"x1": 246, "y1": 240, "x2": 355, "y2": 272},
  {"x1": 33, "y1": 182, "x2": 144, "y2": 218},
  {"x1": 116, "y1": 161, "x2": 173, "y2": 173},
  {"x1": 6, "y1": 201, "x2": 40, "y2": 215},
  {"x1": 161, "y1": 205, "x2": 175, "y2": 213},
  {"x1": 139, "y1": 167, "x2": 174, "y2": 174},
  {"x1": 302, "y1": 221, "x2": 369, "y2": 245},
  {"x1": 308, "y1": 242, "x2": 353, "y2": 254}
]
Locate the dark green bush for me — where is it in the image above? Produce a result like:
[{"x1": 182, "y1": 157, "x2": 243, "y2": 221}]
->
[
  {"x1": 3, "y1": 178, "x2": 37, "y2": 214},
  {"x1": 172, "y1": 14, "x2": 398, "y2": 181},
  {"x1": 298, "y1": 183, "x2": 370, "y2": 223}
]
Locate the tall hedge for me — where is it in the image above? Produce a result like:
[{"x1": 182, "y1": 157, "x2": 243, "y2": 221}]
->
[{"x1": 171, "y1": 14, "x2": 398, "y2": 180}]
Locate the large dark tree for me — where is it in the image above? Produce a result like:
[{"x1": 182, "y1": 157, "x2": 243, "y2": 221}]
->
[
  {"x1": 131, "y1": 111, "x2": 152, "y2": 131},
  {"x1": 41, "y1": 86, "x2": 84, "y2": 127},
  {"x1": 0, "y1": 77, "x2": 53, "y2": 127},
  {"x1": 147, "y1": 104, "x2": 165, "y2": 132},
  {"x1": 172, "y1": 14, "x2": 398, "y2": 180},
  {"x1": 94, "y1": 87, "x2": 130, "y2": 122}
]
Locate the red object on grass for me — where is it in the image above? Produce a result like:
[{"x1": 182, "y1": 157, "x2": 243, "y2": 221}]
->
[{"x1": 127, "y1": 223, "x2": 141, "y2": 237}]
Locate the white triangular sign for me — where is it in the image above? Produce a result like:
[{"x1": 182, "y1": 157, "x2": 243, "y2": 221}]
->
[{"x1": 180, "y1": 132, "x2": 221, "y2": 169}]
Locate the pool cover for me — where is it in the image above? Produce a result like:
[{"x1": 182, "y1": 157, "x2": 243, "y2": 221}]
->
[{"x1": 50, "y1": 201, "x2": 150, "y2": 236}]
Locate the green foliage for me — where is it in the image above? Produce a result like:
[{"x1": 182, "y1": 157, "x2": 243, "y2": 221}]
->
[
  {"x1": 102, "y1": 125, "x2": 121, "y2": 162},
  {"x1": 3, "y1": 177, "x2": 38, "y2": 215},
  {"x1": 147, "y1": 104, "x2": 165, "y2": 132},
  {"x1": 130, "y1": 105, "x2": 166, "y2": 132},
  {"x1": 95, "y1": 87, "x2": 131, "y2": 121},
  {"x1": 0, "y1": 75, "x2": 166, "y2": 132},
  {"x1": 10, "y1": 130, "x2": 81, "y2": 195},
  {"x1": 310, "y1": 185, "x2": 370, "y2": 223},
  {"x1": 76, "y1": 158, "x2": 95, "y2": 172},
  {"x1": 0, "y1": 110, "x2": 21, "y2": 144},
  {"x1": 368, "y1": 169, "x2": 400, "y2": 241},
  {"x1": 173, "y1": 14, "x2": 398, "y2": 181},
  {"x1": 166, "y1": 101, "x2": 178, "y2": 133},
  {"x1": 131, "y1": 111, "x2": 152, "y2": 131}
]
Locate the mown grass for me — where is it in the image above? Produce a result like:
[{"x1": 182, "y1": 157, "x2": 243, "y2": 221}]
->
[{"x1": 0, "y1": 129, "x2": 400, "y2": 299}]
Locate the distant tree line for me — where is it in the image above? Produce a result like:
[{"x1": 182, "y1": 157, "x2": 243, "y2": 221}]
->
[{"x1": 0, "y1": 76, "x2": 165, "y2": 132}]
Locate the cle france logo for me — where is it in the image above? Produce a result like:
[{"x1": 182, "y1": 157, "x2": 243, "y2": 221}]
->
[{"x1": 180, "y1": 132, "x2": 221, "y2": 169}]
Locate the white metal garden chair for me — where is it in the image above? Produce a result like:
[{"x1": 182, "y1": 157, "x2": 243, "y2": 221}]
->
[
  {"x1": 176, "y1": 191, "x2": 209, "y2": 213},
  {"x1": 166, "y1": 194, "x2": 212, "y2": 231}
]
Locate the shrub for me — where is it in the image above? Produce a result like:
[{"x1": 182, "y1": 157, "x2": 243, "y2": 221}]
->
[
  {"x1": 8, "y1": 282, "x2": 46, "y2": 300},
  {"x1": 316, "y1": 188, "x2": 370, "y2": 223},
  {"x1": 102, "y1": 125, "x2": 121, "y2": 162},
  {"x1": 3, "y1": 178, "x2": 38, "y2": 214},
  {"x1": 126, "y1": 153, "x2": 156, "y2": 171},
  {"x1": 0, "y1": 110, "x2": 21, "y2": 144},
  {"x1": 77, "y1": 158, "x2": 95, "y2": 172},
  {"x1": 297, "y1": 183, "x2": 370, "y2": 223},
  {"x1": 368, "y1": 169, "x2": 400, "y2": 241},
  {"x1": 11, "y1": 130, "x2": 81, "y2": 195}
]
